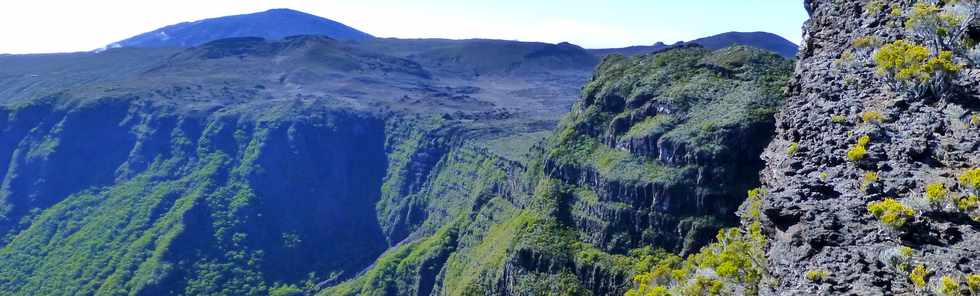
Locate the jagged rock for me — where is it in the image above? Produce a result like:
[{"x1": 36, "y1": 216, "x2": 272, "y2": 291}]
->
[{"x1": 758, "y1": 1, "x2": 980, "y2": 295}]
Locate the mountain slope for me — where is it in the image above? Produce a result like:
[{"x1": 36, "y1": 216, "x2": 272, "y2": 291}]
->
[
  {"x1": 322, "y1": 45, "x2": 793, "y2": 295},
  {"x1": 591, "y1": 31, "x2": 799, "y2": 59},
  {"x1": 107, "y1": 8, "x2": 373, "y2": 49}
]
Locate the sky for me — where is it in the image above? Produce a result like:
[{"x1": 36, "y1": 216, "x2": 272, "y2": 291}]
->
[{"x1": 0, "y1": 0, "x2": 809, "y2": 54}]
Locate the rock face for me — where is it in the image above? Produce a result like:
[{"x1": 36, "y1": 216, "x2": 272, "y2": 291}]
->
[{"x1": 758, "y1": 1, "x2": 980, "y2": 295}]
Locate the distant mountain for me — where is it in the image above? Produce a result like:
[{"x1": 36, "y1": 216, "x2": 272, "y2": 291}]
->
[
  {"x1": 590, "y1": 31, "x2": 799, "y2": 58},
  {"x1": 106, "y1": 8, "x2": 372, "y2": 49}
]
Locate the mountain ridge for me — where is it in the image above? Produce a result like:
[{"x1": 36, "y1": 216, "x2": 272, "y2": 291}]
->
[{"x1": 106, "y1": 8, "x2": 373, "y2": 49}]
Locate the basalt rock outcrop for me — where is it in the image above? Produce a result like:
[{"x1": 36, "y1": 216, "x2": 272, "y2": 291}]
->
[{"x1": 757, "y1": 0, "x2": 980, "y2": 295}]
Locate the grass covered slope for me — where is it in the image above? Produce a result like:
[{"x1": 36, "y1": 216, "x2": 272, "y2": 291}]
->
[
  {"x1": 0, "y1": 97, "x2": 395, "y2": 295},
  {"x1": 542, "y1": 45, "x2": 791, "y2": 255}
]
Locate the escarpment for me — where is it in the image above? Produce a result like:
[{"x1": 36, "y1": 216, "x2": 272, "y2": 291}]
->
[
  {"x1": 319, "y1": 45, "x2": 793, "y2": 296},
  {"x1": 757, "y1": 0, "x2": 980, "y2": 295}
]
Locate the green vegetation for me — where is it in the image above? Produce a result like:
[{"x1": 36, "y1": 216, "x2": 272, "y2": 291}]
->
[
  {"x1": 861, "y1": 111, "x2": 885, "y2": 124},
  {"x1": 853, "y1": 36, "x2": 880, "y2": 48},
  {"x1": 959, "y1": 195, "x2": 979, "y2": 212},
  {"x1": 269, "y1": 284, "x2": 303, "y2": 296},
  {"x1": 968, "y1": 274, "x2": 980, "y2": 294},
  {"x1": 862, "y1": 171, "x2": 879, "y2": 191},
  {"x1": 626, "y1": 189, "x2": 769, "y2": 296},
  {"x1": 911, "y1": 264, "x2": 929, "y2": 289},
  {"x1": 805, "y1": 269, "x2": 829, "y2": 282},
  {"x1": 940, "y1": 275, "x2": 962, "y2": 296},
  {"x1": 870, "y1": 0, "x2": 978, "y2": 98},
  {"x1": 847, "y1": 135, "x2": 871, "y2": 162},
  {"x1": 960, "y1": 168, "x2": 980, "y2": 193},
  {"x1": 873, "y1": 40, "x2": 961, "y2": 97},
  {"x1": 787, "y1": 142, "x2": 799, "y2": 156},
  {"x1": 926, "y1": 182, "x2": 950, "y2": 207},
  {"x1": 865, "y1": 0, "x2": 885, "y2": 15},
  {"x1": 831, "y1": 114, "x2": 847, "y2": 123},
  {"x1": 868, "y1": 198, "x2": 917, "y2": 229}
]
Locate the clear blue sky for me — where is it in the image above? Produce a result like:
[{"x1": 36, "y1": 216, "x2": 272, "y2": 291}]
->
[{"x1": 0, "y1": 0, "x2": 808, "y2": 54}]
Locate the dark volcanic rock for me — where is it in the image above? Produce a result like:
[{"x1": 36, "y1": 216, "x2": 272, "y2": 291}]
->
[{"x1": 758, "y1": 1, "x2": 980, "y2": 295}]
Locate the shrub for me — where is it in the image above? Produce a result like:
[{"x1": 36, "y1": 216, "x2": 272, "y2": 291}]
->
[
  {"x1": 960, "y1": 195, "x2": 980, "y2": 212},
  {"x1": 898, "y1": 246, "x2": 915, "y2": 258},
  {"x1": 960, "y1": 168, "x2": 980, "y2": 192},
  {"x1": 831, "y1": 115, "x2": 847, "y2": 123},
  {"x1": 868, "y1": 198, "x2": 916, "y2": 229},
  {"x1": 861, "y1": 111, "x2": 885, "y2": 123},
  {"x1": 865, "y1": 0, "x2": 885, "y2": 15},
  {"x1": 891, "y1": 4, "x2": 904, "y2": 18},
  {"x1": 925, "y1": 182, "x2": 950, "y2": 206},
  {"x1": 971, "y1": 114, "x2": 980, "y2": 126},
  {"x1": 820, "y1": 172, "x2": 829, "y2": 181},
  {"x1": 863, "y1": 171, "x2": 880, "y2": 191},
  {"x1": 940, "y1": 275, "x2": 961, "y2": 296},
  {"x1": 904, "y1": 0, "x2": 980, "y2": 52},
  {"x1": 857, "y1": 135, "x2": 871, "y2": 147},
  {"x1": 847, "y1": 135, "x2": 872, "y2": 162},
  {"x1": 626, "y1": 189, "x2": 769, "y2": 295},
  {"x1": 873, "y1": 40, "x2": 961, "y2": 97},
  {"x1": 805, "y1": 269, "x2": 829, "y2": 282},
  {"x1": 968, "y1": 274, "x2": 980, "y2": 294},
  {"x1": 787, "y1": 142, "x2": 799, "y2": 156},
  {"x1": 911, "y1": 264, "x2": 929, "y2": 288},
  {"x1": 853, "y1": 36, "x2": 880, "y2": 48},
  {"x1": 269, "y1": 284, "x2": 303, "y2": 296}
]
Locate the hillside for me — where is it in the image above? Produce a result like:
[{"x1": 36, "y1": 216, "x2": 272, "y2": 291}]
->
[
  {"x1": 322, "y1": 45, "x2": 792, "y2": 295},
  {"x1": 107, "y1": 8, "x2": 373, "y2": 49},
  {"x1": 591, "y1": 31, "x2": 799, "y2": 59}
]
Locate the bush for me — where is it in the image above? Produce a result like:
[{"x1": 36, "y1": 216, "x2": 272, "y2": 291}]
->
[
  {"x1": 898, "y1": 246, "x2": 915, "y2": 258},
  {"x1": 968, "y1": 274, "x2": 980, "y2": 294},
  {"x1": 971, "y1": 114, "x2": 980, "y2": 127},
  {"x1": 847, "y1": 135, "x2": 872, "y2": 162},
  {"x1": 862, "y1": 171, "x2": 880, "y2": 191},
  {"x1": 853, "y1": 36, "x2": 880, "y2": 48},
  {"x1": 861, "y1": 111, "x2": 885, "y2": 123},
  {"x1": 805, "y1": 269, "x2": 829, "y2": 282},
  {"x1": 831, "y1": 115, "x2": 847, "y2": 123},
  {"x1": 960, "y1": 195, "x2": 980, "y2": 212},
  {"x1": 960, "y1": 168, "x2": 980, "y2": 192},
  {"x1": 626, "y1": 189, "x2": 769, "y2": 295},
  {"x1": 868, "y1": 198, "x2": 917, "y2": 229},
  {"x1": 940, "y1": 275, "x2": 961, "y2": 296},
  {"x1": 787, "y1": 142, "x2": 799, "y2": 156},
  {"x1": 865, "y1": 0, "x2": 885, "y2": 15},
  {"x1": 904, "y1": 0, "x2": 980, "y2": 52},
  {"x1": 873, "y1": 40, "x2": 961, "y2": 97},
  {"x1": 925, "y1": 182, "x2": 950, "y2": 206},
  {"x1": 910, "y1": 264, "x2": 929, "y2": 289}
]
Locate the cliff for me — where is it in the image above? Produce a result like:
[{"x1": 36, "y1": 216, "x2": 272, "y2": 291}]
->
[{"x1": 758, "y1": 0, "x2": 980, "y2": 294}]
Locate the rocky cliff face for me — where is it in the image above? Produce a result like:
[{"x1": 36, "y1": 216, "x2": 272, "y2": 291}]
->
[
  {"x1": 758, "y1": 0, "x2": 980, "y2": 295},
  {"x1": 319, "y1": 45, "x2": 793, "y2": 296}
]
